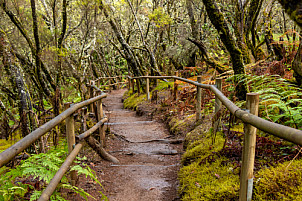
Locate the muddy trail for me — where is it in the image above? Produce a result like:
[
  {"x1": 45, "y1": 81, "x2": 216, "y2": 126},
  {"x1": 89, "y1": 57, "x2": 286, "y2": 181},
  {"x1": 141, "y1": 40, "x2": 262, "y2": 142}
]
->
[{"x1": 73, "y1": 89, "x2": 182, "y2": 201}]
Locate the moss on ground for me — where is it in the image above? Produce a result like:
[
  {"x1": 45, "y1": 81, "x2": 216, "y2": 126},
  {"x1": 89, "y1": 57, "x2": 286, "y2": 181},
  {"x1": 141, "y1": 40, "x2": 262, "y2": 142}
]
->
[
  {"x1": 253, "y1": 160, "x2": 302, "y2": 200},
  {"x1": 123, "y1": 92, "x2": 147, "y2": 110},
  {"x1": 179, "y1": 156, "x2": 239, "y2": 200},
  {"x1": 179, "y1": 127, "x2": 240, "y2": 200}
]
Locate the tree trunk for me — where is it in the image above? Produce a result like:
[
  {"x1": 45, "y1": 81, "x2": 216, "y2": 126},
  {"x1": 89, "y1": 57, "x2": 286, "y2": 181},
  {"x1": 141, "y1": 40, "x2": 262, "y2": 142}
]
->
[
  {"x1": 278, "y1": 1, "x2": 302, "y2": 28},
  {"x1": 99, "y1": 1, "x2": 142, "y2": 77},
  {"x1": 292, "y1": 40, "x2": 302, "y2": 85},
  {"x1": 185, "y1": 0, "x2": 198, "y2": 67},
  {"x1": 0, "y1": 27, "x2": 35, "y2": 141},
  {"x1": 202, "y1": 0, "x2": 247, "y2": 100}
]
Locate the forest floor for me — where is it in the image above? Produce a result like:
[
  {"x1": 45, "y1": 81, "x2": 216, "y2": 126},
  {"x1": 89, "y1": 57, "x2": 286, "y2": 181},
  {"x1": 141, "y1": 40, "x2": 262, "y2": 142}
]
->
[{"x1": 71, "y1": 88, "x2": 183, "y2": 201}]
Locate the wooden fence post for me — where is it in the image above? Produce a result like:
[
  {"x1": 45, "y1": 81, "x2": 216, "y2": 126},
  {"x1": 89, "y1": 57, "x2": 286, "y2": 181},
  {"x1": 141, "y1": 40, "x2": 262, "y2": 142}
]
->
[
  {"x1": 108, "y1": 78, "x2": 112, "y2": 92},
  {"x1": 97, "y1": 79, "x2": 100, "y2": 88},
  {"x1": 127, "y1": 77, "x2": 130, "y2": 90},
  {"x1": 146, "y1": 73, "x2": 150, "y2": 101},
  {"x1": 146, "y1": 74, "x2": 150, "y2": 100},
  {"x1": 136, "y1": 78, "x2": 140, "y2": 95},
  {"x1": 196, "y1": 76, "x2": 202, "y2": 122},
  {"x1": 65, "y1": 103, "x2": 77, "y2": 186},
  {"x1": 115, "y1": 77, "x2": 119, "y2": 90},
  {"x1": 215, "y1": 78, "x2": 222, "y2": 113},
  {"x1": 97, "y1": 91, "x2": 106, "y2": 147},
  {"x1": 174, "y1": 71, "x2": 178, "y2": 101},
  {"x1": 213, "y1": 78, "x2": 222, "y2": 132},
  {"x1": 82, "y1": 107, "x2": 87, "y2": 132},
  {"x1": 239, "y1": 93, "x2": 259, "y2": 201},
  {"x1": 131, "y1": 78, "x2": 135, "y2": 95},
  {"x1": 89, "y1": 80, "x2": 95, "y2": 113}
]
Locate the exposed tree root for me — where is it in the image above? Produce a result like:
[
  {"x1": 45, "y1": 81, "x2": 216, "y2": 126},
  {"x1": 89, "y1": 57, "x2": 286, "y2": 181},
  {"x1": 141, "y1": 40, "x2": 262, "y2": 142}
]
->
[
  {"x1": 113, "y1": 132, "x2": 183, "y2": 144},
  {"x1": 85, "y1": 136, "x2": 119, "y2": 164}
]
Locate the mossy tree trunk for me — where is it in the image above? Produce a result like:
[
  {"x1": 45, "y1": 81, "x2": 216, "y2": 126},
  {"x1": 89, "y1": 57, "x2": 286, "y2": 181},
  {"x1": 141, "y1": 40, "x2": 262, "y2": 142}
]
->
[
  {"x1": 292, "y1": 38, "x2": 302, "y2": 85},
  {"x1": 244, "y1": 0, "x2": 265, "y2": 61},
  {"x1": 0, "y1": 32, "x2": 35, "y2": 138},
  {"x1": 278, "y1": 1, "x2": 302, "y2": 28},
  {"x1": 186, "y1": 0, "x2": 228, "y2": 73},
  {"x1": 185, "y1": 0, "x2": 197, "y2": 67},
  {"x1": 202, "y1": 0, "x2": 247, "y2": 100},
  {"x1": 279, "y1": 1, "x2": 302, "y2": 86},
  {"x1": 99, "y1": 1, "x2": 142, "y2": 77},
  {"x1": 234, "y1": 0, "x2": 251, "y2": 64}
]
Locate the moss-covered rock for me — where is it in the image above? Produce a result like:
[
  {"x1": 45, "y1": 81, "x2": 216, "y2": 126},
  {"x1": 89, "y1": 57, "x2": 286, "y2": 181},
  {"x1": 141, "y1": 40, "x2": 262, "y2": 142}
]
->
[
  {"x1": 123, "y1": 93, "x2": 147, "y2": 110},
  {"x1": 181, "y1": 131, "x2": 225, "y2": 166},
  {"x1": 168, "y1": 114, "x2": 196, "y2": 136}
]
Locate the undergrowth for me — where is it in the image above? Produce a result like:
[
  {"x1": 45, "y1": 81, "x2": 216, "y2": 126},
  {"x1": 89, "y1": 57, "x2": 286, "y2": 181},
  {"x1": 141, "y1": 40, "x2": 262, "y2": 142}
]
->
[
  {"x1": 0, "y1": 142, "x2": 106, "y2": 201},
  {"x1": 254, "y1": 160, "x2": 302, "y2": 200},
  {"x1": 179, "y1": 130, "x2": 239, "y2": 200},
  {"x1": 123, "y1": 73, "x2": 302, "y2": 200},
  {"x1": 228, "y1": 74, "x2": 302, "y2": 129}
]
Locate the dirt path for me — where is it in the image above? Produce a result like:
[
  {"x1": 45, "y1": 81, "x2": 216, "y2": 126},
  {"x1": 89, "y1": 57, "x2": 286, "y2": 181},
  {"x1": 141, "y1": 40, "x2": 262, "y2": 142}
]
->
[{"x1": 76, "y1": 89, "x2": 182, "y2": 201}]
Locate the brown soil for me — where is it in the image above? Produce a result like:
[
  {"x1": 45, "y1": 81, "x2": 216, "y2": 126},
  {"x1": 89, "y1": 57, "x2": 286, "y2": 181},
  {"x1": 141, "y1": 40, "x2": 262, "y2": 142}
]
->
[{"x1": 71, "y1": 89, "x2": 182, "y2": 201}]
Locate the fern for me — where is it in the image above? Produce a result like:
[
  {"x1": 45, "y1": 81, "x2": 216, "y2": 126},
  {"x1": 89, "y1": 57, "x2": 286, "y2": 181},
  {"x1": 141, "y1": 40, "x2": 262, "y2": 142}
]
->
[
  {"x1": 0, "y1": 142, "x2": 106, "y2": 201},
  {"x1": 228, "y1": 74, "x2": 302, "y2": 129}
]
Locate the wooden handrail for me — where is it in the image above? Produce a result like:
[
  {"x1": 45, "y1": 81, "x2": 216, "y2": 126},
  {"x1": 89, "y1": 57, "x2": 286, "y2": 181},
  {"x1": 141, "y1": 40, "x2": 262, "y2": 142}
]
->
[
  {"x1": 0, "y1": 92, "x2": 107, "y2": 168},
  {"x1": 129, "y1": 74, "x2": 302, "y2": 200},
  {"x1": 0, "y1": 80, "x2": 116, "y2": 201},
  {"x1": 128, "y1": 75, "x2": 302, "y2": 146},
  {"x1": 78, "y1": 117, "x2": 108, "y2": 140}
]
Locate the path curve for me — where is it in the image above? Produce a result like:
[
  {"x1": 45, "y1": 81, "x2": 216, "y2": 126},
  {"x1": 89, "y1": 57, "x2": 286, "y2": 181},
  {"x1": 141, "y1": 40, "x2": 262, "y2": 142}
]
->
[{"x1": 98, "y1": 89, "x2": 182, "y2": 201}]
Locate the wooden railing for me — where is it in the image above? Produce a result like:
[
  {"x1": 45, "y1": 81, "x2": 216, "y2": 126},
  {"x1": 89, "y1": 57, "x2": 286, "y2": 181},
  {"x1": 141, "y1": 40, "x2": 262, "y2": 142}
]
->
[
  {"x1": 93, "y1": 75, "x2": 127, "y2": 91},
  {"x1": 0, "y1": 79, "x2": 124, "y2": 200},
  {"x1": 1, "y1": 73, "x2": 301, "y2": 201},
  {"x1": 127, "y1": 74, "x2": 302, "y2": 201}
]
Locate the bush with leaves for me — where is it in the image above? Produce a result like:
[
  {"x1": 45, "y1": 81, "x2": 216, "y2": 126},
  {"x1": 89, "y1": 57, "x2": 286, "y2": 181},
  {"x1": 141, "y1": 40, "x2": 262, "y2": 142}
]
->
[{"x1": 0, "y1": 142, "x2": 107, "y2": 201}]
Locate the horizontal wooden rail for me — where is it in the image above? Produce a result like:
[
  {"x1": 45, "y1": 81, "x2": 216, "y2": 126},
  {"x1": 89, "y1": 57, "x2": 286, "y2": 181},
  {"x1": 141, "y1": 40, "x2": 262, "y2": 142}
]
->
[
  {"x1": 78, "y1": 117, "x2": 108, "y2": 140},
  {"x1": 94, "y1": 76, "x2": 122, "y2": 81},
  {"x1": 128, "y1": 75, "x2": 302, "y2": 146},
  {"x1": 0, "y1": 92, "x2": 107, "y2": 168},
  {"x1": 38, "y1": 143, "x2": 84, "y2": 201}
]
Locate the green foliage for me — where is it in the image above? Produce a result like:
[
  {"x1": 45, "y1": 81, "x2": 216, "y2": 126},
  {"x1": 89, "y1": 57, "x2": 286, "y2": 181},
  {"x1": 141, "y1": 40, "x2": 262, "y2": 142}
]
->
[
  {"x1": 148, "y1": 7, "x2": 173, "y2": 28},
  {"x1": 152, "y1": 81, "x2": 173, "y2": 91},
  {"x1": 61, "y1": 77, "x2": 82, "y2": 103},
  {"x1": 0, "y1": 143, "x2": 105, "y2": 201},
  {"x1": 227, "y1": 74, "x2": 302, "y2": 129},
  {"x1": 253, "y1": 160, "x2": 302, "y2": 200}
]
